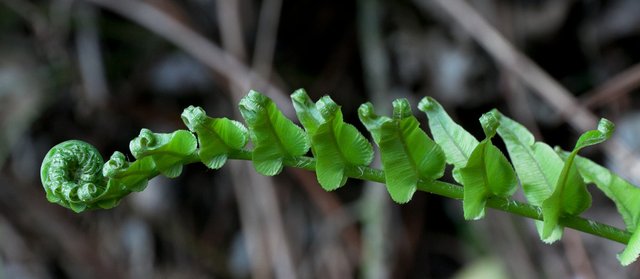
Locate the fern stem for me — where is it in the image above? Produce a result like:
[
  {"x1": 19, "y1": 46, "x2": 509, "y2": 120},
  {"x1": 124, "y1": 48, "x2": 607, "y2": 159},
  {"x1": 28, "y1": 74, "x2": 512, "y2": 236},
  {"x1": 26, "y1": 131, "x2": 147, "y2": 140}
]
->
[{"x1": 223, "y1": 150, "x2": 631, "y2": 244}]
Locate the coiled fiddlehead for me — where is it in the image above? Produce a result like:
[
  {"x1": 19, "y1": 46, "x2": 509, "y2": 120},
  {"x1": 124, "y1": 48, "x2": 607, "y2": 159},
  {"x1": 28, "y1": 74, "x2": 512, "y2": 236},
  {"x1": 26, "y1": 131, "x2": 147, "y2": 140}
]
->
[
  {"x1": 40, "y1": 140, "x2": 109, "y2": 213},
  {"x1": 40, "y1": 128, "x2": 197, "y2": 213},
  {"x1": 39, "y1": 89, "x2": 640, "y2": 265}
]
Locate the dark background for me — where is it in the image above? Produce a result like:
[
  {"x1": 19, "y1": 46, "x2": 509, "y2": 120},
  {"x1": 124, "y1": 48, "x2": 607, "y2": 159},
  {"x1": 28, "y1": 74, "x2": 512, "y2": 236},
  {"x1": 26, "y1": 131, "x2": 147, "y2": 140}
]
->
[{"x1": 2, "y1": 0, "x2": 640, "y2": 278}]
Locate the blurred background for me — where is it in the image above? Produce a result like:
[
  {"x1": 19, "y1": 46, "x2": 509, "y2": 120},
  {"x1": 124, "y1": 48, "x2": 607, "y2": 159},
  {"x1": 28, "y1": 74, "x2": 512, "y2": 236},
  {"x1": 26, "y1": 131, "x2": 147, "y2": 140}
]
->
[{"x1": 2, "y1": 0, "x2": 640, "y2": 278}]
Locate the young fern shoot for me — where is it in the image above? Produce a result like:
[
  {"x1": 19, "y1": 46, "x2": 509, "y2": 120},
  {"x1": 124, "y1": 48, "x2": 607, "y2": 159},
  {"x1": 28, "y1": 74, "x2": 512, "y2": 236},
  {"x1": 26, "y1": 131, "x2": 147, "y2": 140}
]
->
[
  {"x1": 40, "y1": 89, "x2": 640, "y2": 266},
  {"x1": 292, "y1": 89, "x2": 373, "y2": 190},
  {"x1": 457, "y1": 111, "x2": 518, "y2": 220},
  {"x1": 541, "y1": 119, "x2": 613, "y2": 241},
  {"x1": 239, "y1": 90, "x2": 310, "y2": 176},
  {"x1": 560, "y1": 149, "x2": 640, "y2": 266},
  {"x1": 358, "y1": 99, "x2": 445, "y2": 203},
  {"x1": 494, "y1": 110, "x2": 568, "y2": 242},
  {"x1": 181, "y1": 106, "x2": 249, "y2": 170}
]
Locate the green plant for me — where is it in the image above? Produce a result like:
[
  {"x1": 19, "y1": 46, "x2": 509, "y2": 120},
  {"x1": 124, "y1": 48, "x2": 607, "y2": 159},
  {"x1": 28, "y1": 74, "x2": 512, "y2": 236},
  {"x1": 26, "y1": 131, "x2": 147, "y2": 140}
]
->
[{"x1": 40, "y1": 89, "x2": 640, "y2": 266}]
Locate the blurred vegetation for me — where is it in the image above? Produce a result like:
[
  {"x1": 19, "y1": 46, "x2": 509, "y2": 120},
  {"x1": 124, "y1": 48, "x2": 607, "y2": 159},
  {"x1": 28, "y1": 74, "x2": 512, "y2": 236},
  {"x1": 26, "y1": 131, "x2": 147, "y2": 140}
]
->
[{"x1": 2, "y1": 0, "x2": 640, "y2": 278}]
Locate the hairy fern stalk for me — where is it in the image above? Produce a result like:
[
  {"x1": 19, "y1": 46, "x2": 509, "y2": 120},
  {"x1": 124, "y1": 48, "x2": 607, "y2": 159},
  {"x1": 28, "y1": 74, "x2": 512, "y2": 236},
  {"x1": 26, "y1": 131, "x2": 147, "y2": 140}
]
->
[{"x1": 40, "y1": 89, "x2": 640, "y2": 266}]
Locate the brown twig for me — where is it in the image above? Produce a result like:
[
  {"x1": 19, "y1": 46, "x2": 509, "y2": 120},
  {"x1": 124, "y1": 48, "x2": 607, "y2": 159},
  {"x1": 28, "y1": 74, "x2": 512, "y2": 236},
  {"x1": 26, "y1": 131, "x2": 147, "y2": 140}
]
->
[
  {"x1": 0, "y1": 176, "x2": 123, "y2": 278},
  {"x1": 214, "y1": 0, "x2": 296, "y2": 278},
  {"x1": 413, "y1": 0, "x2": 610, "y2": 277},
  {"x1": 581, "y1": 63, "x2": 640, "y2": 109},
  {"x1": 416, "y1": 0, "x2": 598, "y2": 131},
  {"x1": 416, "y1": 0, "x2": 640, "y2": 196},
  {"x1": 494, "y1": 3, "x2": 543, "y2": 139},
  {"x1": 75, "y1": 3, "x2": 109, "y2": 108},
  {"x1": 228, "y1": 161, "x2": 273, "y2": 279},
  {"x1": 501, "y1": 71, "x2": 544, "y2": 139},
  {"x1": 564, "y1": 230, "x2": 596, "y2": 279},
  {"x1": 213, "y1": 2, "x2": 271, "y2": 279},
  {"x1": 252, "y1": 0, "x2": 283, "y2": 80},
  {"x1": 0, "y1": 0, "x2": 71, "y2": 65},
  {"x1": 81, "y1": 0, "x2": 294, "y2": 116},
  {"x1": 290, "y1": 168, "x2": 359, "y2": 275},
  {"x1": 414, "y1": 0, "x2": 640, "y2": 182},
  {"x1": 216, "y1": 0, "x2": 248, "y2": 65},
  {"x1": 357, "y1": 0, "x2": 393, "y2": 278}
]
